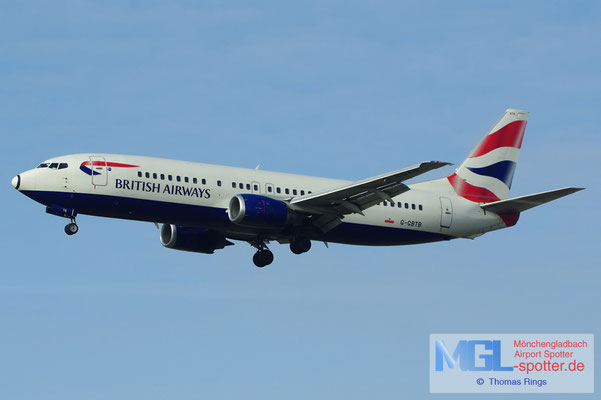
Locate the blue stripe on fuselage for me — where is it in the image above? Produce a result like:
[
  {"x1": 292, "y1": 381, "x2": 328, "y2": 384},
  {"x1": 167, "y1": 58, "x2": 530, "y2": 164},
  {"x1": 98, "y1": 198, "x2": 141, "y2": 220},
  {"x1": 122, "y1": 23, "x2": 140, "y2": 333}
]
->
[
  {"x1": 21, "y1": 190, "x2": 229, "y2": 229},
  {"x1": 322, "y1": 222, "x2": 452, "y2": 245},
  {"x1": 20, "y1": 190, "x2": 453, "y2": 246}
]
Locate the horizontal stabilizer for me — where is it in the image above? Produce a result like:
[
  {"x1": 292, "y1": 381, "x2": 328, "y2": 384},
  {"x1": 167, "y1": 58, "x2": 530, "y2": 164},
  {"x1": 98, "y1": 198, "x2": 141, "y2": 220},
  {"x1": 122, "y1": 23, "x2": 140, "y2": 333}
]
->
[{"x1": 480, "y1": 187, "x2": 584, "y2": 214}]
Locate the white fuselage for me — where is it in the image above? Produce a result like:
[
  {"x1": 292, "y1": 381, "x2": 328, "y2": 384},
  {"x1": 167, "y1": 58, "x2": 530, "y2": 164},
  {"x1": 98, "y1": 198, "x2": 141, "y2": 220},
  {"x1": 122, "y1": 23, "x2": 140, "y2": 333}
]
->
[{"x1": 14, "y1": 153, "x2": 509, "y2": 246}]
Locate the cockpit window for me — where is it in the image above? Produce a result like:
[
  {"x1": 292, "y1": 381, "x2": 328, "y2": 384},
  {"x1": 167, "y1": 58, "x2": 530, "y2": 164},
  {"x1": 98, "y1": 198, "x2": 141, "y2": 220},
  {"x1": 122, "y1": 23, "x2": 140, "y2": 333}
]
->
[{"x1": 37, "y1": 162, "x2": 68, "y2": 170}]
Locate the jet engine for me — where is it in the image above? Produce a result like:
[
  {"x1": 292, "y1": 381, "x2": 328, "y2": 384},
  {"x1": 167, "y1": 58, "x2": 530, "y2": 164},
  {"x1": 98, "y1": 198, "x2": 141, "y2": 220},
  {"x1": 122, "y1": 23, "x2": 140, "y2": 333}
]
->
[
  {"x1": 228, "y1": 194, "x2": 291, "y2": 229},
  {"x1": 160, "y1": 224, "x2": 232, "y2": 254}
]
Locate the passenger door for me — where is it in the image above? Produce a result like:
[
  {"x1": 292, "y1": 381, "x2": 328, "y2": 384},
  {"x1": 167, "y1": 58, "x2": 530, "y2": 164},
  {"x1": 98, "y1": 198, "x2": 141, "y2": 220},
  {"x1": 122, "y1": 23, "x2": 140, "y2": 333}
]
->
[
  {"x1": 90, "y1": 156, "x2": 108, "y2": 186},
  {"x1": 440, "y1": 197, "x2": 453, "y2": 228}
]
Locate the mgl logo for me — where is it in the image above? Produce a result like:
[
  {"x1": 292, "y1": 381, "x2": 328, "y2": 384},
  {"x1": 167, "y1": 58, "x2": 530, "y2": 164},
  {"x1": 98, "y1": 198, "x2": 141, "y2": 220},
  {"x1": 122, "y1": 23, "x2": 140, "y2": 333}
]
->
[{"x1": 435, "y1": 340, "x2": 513, "y2": 371}]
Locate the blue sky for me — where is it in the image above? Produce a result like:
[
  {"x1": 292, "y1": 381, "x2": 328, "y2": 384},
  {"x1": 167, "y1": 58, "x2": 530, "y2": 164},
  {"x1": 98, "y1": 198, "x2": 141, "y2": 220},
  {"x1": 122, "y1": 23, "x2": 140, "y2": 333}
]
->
[{"x1": 1, "y1": 1, "x2": 600, "y2": 398}]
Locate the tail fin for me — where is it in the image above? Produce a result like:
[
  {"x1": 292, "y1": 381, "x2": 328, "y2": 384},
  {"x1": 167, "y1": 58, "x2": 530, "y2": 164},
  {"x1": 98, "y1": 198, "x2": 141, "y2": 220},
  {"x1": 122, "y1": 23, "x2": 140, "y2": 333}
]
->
[{"x1": 447, "y1": 109, "x2": 528, "y2": 203}]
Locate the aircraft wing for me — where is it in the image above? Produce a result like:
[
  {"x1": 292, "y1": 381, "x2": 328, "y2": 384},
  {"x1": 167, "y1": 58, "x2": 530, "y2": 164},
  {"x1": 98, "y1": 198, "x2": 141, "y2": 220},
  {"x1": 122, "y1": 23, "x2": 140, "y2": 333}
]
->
[
  {"x1": 290, "y1": 161, "x2": 451, "y2": 231},
  {"x1": 480, "y1": 187, "x2": 584, "y2": 214}
]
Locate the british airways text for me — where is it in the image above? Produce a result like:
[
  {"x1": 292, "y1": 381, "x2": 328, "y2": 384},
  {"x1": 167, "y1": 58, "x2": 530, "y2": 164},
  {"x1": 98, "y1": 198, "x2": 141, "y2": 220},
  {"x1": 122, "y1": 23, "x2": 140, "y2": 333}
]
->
[{"x1": 114, "y1": 179, "x2": 211, "y2": 199}]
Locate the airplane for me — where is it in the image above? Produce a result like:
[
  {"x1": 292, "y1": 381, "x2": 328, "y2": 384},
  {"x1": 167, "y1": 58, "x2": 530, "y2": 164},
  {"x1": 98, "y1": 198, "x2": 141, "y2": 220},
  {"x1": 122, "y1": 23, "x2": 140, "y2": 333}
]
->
[{"x1": 11, "y1": 109, "x2": 583, "y2": 267}]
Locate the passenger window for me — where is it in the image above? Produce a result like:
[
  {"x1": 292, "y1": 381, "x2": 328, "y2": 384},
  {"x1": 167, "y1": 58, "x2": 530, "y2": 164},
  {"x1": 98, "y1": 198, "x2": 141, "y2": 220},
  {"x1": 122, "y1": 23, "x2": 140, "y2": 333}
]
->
[
  {"x1": 138, "y1": 171, "x2": 142, "y2": 177},
  {"x1": 58, "y1": 163, "x2": 68, "y2": 169},
  {"x1": 412, "y1": 204, "x2": 416, "y2": 210},
  {"x1": 184, "y1": 177, "x2": 189, "y2": 183},
  {"x1": 232, "y1": 182, "x2": 236, "y2": 188},
  {"x1": 161, "y1": 174, "x2": 165, "y2": 180},
  {"x1": 405, "y1": 203, "x2": 409, "y2": 209},
  {"x1": 239, "y1": 183, "x2": 243, "y2": 189},
  {"x1": 397, "y1": 202, "x2": 402, "y2": 208},
  {"x1": 383, "y1": 201, "x2": 387, "y2": 206},
  {"x1": 253, "y1": 184, "x2": 258, "y2": 191},
  {"x1": 145, "y1": 172, "x2": 150, "y2": 178},
  {"x1": 246, "y1": 184, "x2": 251, "y2": 190},
  {"x1": 193, "y1": 178, "x2": 197, "y2": 184},
  {"x1": 301, "y1": 190, "x2": 305, "y2": 195},
  {"x1": 293, "y1": 189, "x2": 297, "y2": 195},
  {"x1": 176, "y1": 176, "x2": 181, "y2": 182},
  {"x1": 49, "y1": 163, "x2": 58, "y2": 169},
  {"x1": 390, "y1": 202, "x2": 394, "y2": 207},
  {"x1": 217, "y1": 180, "x2": 222, "y2": 186},
  {"x1": 276, "y1": 188, "x2": 281, "y2": 194},
  {"x1": 153, "y1": 173, "x2": 157, "y2": 179},
  {"x1": 285, "y1": 188, "x2": 290, "y2": 195},
  {"x1": 268, "y1": 186, "x2": 273, "y2": 193},
  {"x1": 202, "y1": 178, "x2": 206, "y2": 185},
  {"x1": 168, "y1": 175, "x2": 173, "y2": 181},
  {"x1": 419, "y1": 205, "x2": 423, "y2": 211},
  {"x1": 308, "y1": 191, "x2": 312, "y2": 194}
]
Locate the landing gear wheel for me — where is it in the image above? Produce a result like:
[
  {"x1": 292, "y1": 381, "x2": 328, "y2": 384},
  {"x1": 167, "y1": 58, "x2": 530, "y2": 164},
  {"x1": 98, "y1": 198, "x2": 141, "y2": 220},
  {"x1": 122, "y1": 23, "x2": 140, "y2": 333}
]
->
[
  {"x1": 252, "y1": 252, "x2": 263, "y2": 267},
  {"x1": 250, "y1": 237, "x2": 274, "y2": 267},
  {"x1": 290, "y1": 237, "x2": 311, "y2": 254},
  {"x1": 260, "y1": 249, "x2": 274, "y2": 266},
  {"x1": 253, "y1": 250, "x2": 274, "y2": 268},
  {"x1": 65, "y1": 222, "x2": 79, "y2": 236}
]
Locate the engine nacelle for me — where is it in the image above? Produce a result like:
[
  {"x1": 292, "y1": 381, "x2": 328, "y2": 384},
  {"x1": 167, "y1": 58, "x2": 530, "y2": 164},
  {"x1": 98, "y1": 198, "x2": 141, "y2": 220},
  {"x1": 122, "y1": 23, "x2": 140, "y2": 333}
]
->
[
  {"x1": 160, "y1": 224, "x2": 232, "y2": 254},
  {"x1": 228, "y1": 194, "x2": 290, "y2": 229}
]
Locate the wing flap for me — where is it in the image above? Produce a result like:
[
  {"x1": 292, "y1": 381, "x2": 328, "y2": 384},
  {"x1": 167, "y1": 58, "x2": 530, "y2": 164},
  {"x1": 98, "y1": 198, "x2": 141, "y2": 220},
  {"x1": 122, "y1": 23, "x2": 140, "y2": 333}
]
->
[
  {"x1": 288, "y1": 161, "x2": 450, "y2": 232},
  {"x1": 291, "y1": 161, "x2": 450, "y2": 213},
  {"x1": 480, "y1": 187, "x2": 584, "y2": 214}
]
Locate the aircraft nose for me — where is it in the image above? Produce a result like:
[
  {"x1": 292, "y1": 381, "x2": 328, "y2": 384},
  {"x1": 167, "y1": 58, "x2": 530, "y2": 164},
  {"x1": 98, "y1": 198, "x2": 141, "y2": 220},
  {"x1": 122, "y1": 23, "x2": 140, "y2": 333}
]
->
[{"x1": 12, "y1": 175, "x2": 21, "y2": 190}]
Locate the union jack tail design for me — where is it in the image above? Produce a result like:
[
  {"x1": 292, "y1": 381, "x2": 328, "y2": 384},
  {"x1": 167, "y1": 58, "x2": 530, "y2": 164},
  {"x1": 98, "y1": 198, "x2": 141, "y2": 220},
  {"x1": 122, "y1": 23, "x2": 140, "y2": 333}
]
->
[{"x1": 448, "y1": 109, "x2": 528, "y2": 203}]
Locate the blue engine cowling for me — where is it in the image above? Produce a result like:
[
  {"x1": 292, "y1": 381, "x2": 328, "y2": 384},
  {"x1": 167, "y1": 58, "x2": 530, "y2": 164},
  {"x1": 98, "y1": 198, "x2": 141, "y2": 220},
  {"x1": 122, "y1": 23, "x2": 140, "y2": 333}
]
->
[
  {"x1": 228, "y1": 194, "x2": 290, "y2": 228},
  {"x1": 160, "y1": 224, "x2": 233, "y2": 254}
]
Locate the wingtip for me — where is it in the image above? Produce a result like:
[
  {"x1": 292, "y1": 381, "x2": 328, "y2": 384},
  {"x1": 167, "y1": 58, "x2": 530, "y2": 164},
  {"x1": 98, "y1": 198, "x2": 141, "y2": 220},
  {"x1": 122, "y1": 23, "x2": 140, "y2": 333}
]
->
[{"x1": 429, "y1": 160, "x2": 453, "y2": 167}]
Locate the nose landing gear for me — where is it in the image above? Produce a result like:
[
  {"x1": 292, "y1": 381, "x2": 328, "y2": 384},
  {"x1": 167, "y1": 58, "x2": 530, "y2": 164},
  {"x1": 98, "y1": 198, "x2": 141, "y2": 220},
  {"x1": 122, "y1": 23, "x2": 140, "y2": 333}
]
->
[
  {"x1": 46, "y1": 205, "x2": 79, "y2": 236},
  {"x1": 64, "y1": 218, "x2": 79, "y2": 236}
]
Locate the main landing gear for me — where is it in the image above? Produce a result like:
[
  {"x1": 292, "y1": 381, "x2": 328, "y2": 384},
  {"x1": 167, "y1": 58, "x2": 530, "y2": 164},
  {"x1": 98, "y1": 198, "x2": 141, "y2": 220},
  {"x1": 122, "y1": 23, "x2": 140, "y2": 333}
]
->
[
  {"x1": 250, "y1": 237, "x2": 313, "y2": 267},
  {"x1": 253, "y1": 249, "x2": 274, "y2": 268},
  {"x1": 290, "y1": 237, "x2": 311, "y2": 255},
  {"x1": 251, "y1": 238, "x2": 274, "y2": 268}
]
